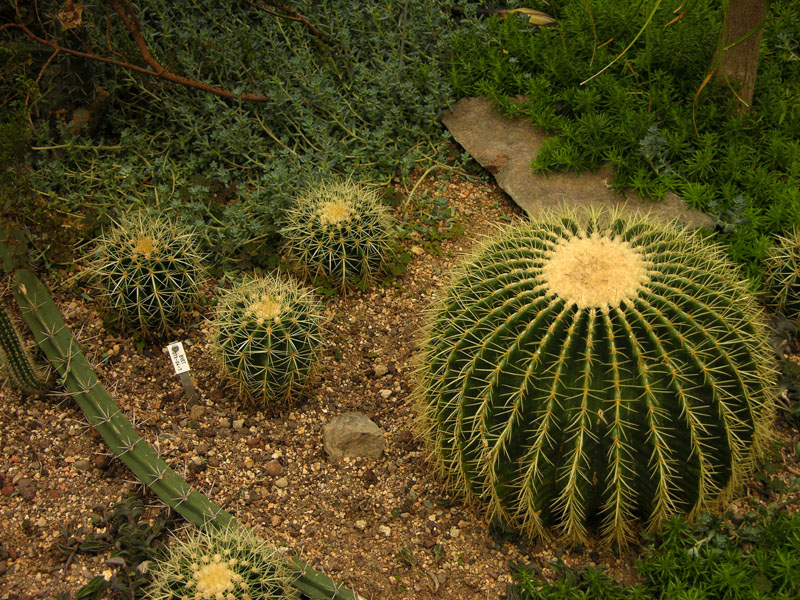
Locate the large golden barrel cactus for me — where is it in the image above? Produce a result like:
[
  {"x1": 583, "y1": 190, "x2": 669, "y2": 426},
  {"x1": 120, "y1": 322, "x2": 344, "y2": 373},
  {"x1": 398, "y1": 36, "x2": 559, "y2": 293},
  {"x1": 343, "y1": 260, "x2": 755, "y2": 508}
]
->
[{"x1": 415, "y1": 209, "x2": 775, "y2": 547}]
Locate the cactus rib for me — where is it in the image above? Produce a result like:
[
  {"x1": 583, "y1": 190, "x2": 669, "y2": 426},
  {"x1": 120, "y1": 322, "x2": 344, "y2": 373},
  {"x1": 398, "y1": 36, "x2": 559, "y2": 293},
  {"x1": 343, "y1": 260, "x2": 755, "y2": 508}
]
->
[{"x1": 10, "y1": 268, "x2": 358, "y2": 600}]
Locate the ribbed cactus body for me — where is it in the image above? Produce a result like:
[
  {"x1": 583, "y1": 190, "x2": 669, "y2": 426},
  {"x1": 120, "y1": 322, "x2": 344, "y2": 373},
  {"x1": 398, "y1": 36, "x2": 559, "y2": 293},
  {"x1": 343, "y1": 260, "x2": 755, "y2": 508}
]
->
[
  {"x1": 87, "y1": 213, "x2": 205, "y2": 338},
  {"x1": 764, "y1": 229, "x2": 800, "y2": 322},
  {"x1": 0, "y1": 303, "x2": 45, "y2": 391},
  {"x1": 148, "y1": 524, "x2": 299, "y2": 600},
  {"x1": 282, "y1": 180, "x2": 396, "y2": 291},
  {"x1": 416, "y1": 210, "x2": 774, "y2": 547},
  {"x1": 212, "y1": 274, "x2": 323, "y2": 408}
]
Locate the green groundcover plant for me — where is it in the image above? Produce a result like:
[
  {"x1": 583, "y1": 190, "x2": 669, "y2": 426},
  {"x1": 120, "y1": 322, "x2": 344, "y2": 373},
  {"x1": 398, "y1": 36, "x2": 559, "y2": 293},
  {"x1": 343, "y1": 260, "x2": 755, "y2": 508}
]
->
[
  {"x1": 505, "y1": 505, "x2": 800, "y2": 600},
  {"x1": 448, "y1": 0, "x2": 800, "y2": 279}
]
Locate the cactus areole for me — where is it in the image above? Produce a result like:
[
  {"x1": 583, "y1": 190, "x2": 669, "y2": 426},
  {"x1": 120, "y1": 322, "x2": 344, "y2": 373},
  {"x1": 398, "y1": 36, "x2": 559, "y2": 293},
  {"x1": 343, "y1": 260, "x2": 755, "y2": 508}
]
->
[{"x1": 416, "y1": 210, "x2": 774, "y2": 546}]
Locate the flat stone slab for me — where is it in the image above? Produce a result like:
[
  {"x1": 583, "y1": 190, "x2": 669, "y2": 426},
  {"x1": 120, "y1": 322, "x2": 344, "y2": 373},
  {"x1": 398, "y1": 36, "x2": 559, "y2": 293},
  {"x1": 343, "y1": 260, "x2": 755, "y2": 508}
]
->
[{"x1": 442, "y1": 97, "x2": 713, "y2": 229}]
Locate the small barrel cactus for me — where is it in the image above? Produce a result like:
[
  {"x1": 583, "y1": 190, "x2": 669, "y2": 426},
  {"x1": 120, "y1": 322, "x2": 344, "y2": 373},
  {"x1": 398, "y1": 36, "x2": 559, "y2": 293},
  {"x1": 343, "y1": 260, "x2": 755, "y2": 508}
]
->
[
  {"x1": 281, "y1": 179, "x2": 396, "y2": 291},
  {"x1": 415, "y1": 209, "x2": 775, "y2": 547},
  {"x1": 87, "y1": 213, "x2": 205, "y2": 338},
  {"x1": 147, "y1": 523, "x2": 299, "y2": 600},
  {"x1": 211, "y1": 274, "x2": 323, "y2": 408},
  {"x1": 764, "y1": 229, "x2": 800, "y2": 322}
]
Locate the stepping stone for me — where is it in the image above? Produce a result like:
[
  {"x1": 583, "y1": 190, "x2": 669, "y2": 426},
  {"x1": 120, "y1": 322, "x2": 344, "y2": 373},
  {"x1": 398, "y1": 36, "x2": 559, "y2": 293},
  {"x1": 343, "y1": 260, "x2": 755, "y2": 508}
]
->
[{"x1": 442, "y1": 97, "x2": 713, "y2": 229}]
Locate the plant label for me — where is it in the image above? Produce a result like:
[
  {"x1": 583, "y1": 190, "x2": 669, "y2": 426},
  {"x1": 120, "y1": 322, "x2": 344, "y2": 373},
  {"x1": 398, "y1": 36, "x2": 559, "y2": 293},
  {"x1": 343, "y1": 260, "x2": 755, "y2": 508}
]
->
[{"x1": 167, "y1": 341, "x2": 190, "y2": 374}]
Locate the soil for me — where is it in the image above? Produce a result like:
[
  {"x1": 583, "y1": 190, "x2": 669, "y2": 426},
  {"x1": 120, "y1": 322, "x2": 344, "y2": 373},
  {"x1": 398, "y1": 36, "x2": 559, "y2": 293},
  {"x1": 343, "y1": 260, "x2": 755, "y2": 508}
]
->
[{"x1": 1, "y1": 169, "x2": 799, "y2": 600}]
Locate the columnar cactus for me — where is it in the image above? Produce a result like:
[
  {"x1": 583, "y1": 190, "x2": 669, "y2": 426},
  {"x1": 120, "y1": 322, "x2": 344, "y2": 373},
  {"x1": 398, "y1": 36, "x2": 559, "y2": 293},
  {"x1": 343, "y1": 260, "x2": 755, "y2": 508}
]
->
[
  {"x1": 87, "y1": 213, "x2": 205, "y2": 338},
  {"x1": 764, "y1": 229, "x2": 800, "y2": 322},
  {"x1": 211, "y1": 274, "x2": 323, "y2": 408},
  {"x1": 147, "y1": 524, "x2": 299, "y2": 600},
  {"x1": 281, "y1": 180, "x2": 396, "y2": 291},
  {"x1": 0, "y1": 303, "x2": 46, "y2": 391},
  {"x1": 415, "y1": 209, "x2": 775, "y2": 547}
]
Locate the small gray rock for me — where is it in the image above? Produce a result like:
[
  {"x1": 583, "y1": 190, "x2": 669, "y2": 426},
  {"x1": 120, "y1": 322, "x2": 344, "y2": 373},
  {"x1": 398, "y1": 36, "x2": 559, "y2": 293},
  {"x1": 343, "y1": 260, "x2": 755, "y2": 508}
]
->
[
  {"x1": 274, "y1": 476, "x2": 289, "y2": 489},
  {"x1": 323, "y1": 412, "x2": 385, "y2": 462},
  {"x1": 373, "y1": 364, "x2": 389, "y2": 378},
  {"x1": 16, "y1": 477, "x2": 36, "y2": 500},
  {"x1": 73, "y1": 459, "x2": 92, "y2": 471}
]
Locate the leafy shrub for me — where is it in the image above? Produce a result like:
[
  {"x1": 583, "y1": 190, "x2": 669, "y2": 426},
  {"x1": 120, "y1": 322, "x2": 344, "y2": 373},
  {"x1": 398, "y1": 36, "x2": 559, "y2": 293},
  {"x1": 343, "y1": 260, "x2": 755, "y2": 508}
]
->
[
  {"x1": 416, "y1": 209, "x2": 775, "y2": 546},
  {"x1": 448, "y1": 0, "x2": 800, "y2": 278},
  {"x1": 12, "y1": 0, "x2": 471, "y2": 265},
  {"x1": 282, "y1": 179, "x2": 397, "y2": 291},
  {"x1": 86, "y1": 212, "x2": 206, "y2": 338},
  {"x1": 211, "y1": 274, "x2": 323, "y2": 408}
]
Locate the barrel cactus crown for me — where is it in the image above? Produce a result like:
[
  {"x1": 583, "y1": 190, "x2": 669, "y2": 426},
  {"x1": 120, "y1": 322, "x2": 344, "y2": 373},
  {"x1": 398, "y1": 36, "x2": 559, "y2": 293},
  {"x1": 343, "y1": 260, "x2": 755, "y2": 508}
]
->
[
  {"x1": 211, "y1": 274, "x2": 323, "y2": 408},
  {"x1": 147, "y1": 523, "x2": 299, "y2": 600},
  {"x1": 281, "y1": 179, "x2": 396, "y2": 291},
  {"x1": 764, "y1": 229, "x2": 800, "y2": 322},
  {"x1": 87, "y1": 213, "x2": 205, "y2": 338},
  {"x1": 415, "y1": 209, "x2": 775, "y2": 547}
]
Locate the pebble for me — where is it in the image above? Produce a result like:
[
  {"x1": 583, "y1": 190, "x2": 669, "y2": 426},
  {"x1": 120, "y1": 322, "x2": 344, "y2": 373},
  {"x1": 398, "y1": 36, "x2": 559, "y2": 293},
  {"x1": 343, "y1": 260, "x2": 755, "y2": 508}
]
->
[
  {"x1": 379, "y1": 389, "x2": 393, "y2": 399},
  {"x1": 265, "y1": 460, "x2": 283, "y2": 476},
  {"x1": 274, "y1": 477, "x2": 289, "y2": 489},
  {"x1": 190, "y1": 456, "x2": 203, "y2": 467},
  {"x1": 373, "y1": 364, "x2": 389, "y2": 378},
  {"x1": 355, "y1": 520, "x2": 367, "y2": 531},
  {"x1": 36, "y1": 517, "x2": 46, "y2": 528},
  {"x1": 233, "y1": 419, "x2": 245, "y2": 431},
  {"x1": 219, "y1": 417, "x2": 231, "y2": 428},
  {"x1": 244, "y1": 457, "x2": 255, "y2": 468},
  {"x1": 16, "y1": 477, "x2": 36, "y2": 500},
  {"x1": 73, "y1": 459, "x2": 92, "y2": 471},
  {"x1": 449, "y1": 527, "x2": 461, "y2": 539},
  {"x1": 208, "y1": 456, "x2": 221, "y2": 468},
  {"x1": 378, "y1": 525, "x2": 391, "y2": 537},
  {"x1": 190, "y1": 405, "x2": 205, "y2": 420},
  {"x1": 271, "y1": 515, "x2": 282, "y2": 527},
  {"x1": 196, "y1": 443, "x2": 209, "y2": 455},
  {"x1": 410, "y1": 245, "x2": 425, "y2": 255}
]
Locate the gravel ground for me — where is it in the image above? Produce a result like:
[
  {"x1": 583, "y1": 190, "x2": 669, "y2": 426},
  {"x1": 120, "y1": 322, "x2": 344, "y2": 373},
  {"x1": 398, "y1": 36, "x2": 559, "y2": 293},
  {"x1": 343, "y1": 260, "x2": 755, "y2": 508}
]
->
[{"x1": 1, "y1": 170, "x2": 799, "y2": 599}]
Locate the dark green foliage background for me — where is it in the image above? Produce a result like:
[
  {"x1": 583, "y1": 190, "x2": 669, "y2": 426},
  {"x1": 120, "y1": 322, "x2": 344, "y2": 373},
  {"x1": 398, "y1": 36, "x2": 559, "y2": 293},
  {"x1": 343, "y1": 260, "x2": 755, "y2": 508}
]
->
[
  {"x1": 448, "y1": 0, "x2": 800, "y2": 278},
  {"x1": 6, "y1": 0, "x2": 472, "y2": 266}
]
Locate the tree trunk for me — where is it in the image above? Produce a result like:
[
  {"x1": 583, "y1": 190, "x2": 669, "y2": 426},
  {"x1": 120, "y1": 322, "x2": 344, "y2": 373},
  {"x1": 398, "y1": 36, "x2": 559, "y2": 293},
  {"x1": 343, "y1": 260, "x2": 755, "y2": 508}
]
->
[{"x1": 714, "y1": 0, "x2": 767, "y2": 112}]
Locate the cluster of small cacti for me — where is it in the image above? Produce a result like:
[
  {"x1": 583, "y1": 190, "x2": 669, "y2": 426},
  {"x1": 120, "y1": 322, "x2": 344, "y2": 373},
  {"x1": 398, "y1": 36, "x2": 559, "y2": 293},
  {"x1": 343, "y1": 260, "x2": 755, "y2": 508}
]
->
[
  {"x1": 415, "y1": 209, "x2": 775, "y2": 547},
  {"x1": 0, "y1": 303, "x2": 45, "y2": 392},
  {"x1": 4, "y1": 254, "x2": 356, "y2": 599},
  {"x1": 281, "y1": 179, "x2": 396, "y2": 291},
  {"x1": 764, "y1": 229, "x2": 800, "y2": 323},
  {"x1": 87, "y1": 213, "x2": 206, "y2": 338},
  {"x1": 147, "y1": 524, "x2": 298, "y2": 600},
  {"x1": 211, "y1": 274, "x2": 323, "y2": 408}
]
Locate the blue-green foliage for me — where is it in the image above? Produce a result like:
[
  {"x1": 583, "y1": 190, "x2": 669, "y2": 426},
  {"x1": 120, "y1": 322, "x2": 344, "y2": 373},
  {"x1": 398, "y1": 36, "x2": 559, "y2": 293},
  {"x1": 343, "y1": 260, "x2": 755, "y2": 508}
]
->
[
  {"x1": 449, "y1": 0, "x2": 800, "y2": 278},
  {"x1": 23, "y1": 0, "x2": 470, "y2": 265}
]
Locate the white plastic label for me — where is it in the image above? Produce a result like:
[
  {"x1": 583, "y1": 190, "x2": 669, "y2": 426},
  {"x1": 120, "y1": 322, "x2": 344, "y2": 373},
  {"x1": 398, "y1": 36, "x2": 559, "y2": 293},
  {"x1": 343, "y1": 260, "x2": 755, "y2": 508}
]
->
[{"x1": 167, "y1": 341, "x2": 190, "y2": 374}]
